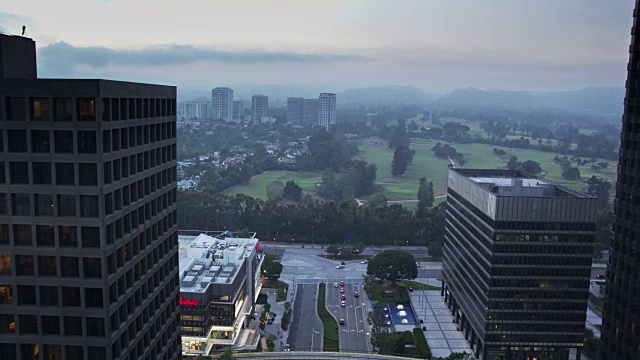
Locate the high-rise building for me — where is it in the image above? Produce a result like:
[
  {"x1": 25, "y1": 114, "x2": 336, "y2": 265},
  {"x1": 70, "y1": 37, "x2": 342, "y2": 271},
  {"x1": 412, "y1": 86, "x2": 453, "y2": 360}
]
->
[
  {"x1": 286, "y1": 97, "x2": 304, "y2": 124},
  {"x1": 211, "y1": 87, "x2": 233, "y2": 122},
  {"x1": 442, "y1": 169, "x2": 596, "y2": 360},
  {"x1": 0, "y1": 34, "x2": 181, "y2": 359},
  {"x1": 601, "y1": 1, "x2": 640, "y2": 358},
  {"x1": 233, "y1": 100, "x2": 244, "y2": 121},
  {"x1": 303, "y1": 99, "x2": 319, "y2": 126},
  {"x1": 251, "y1": 95, "x2": 268, "y2": 125},
  {"x1": 184, "y1": 102, "x2": 203, "y2": 120},
  {"x1": 318, "y1": 93, "x2": 336, "y2": 130},
  {"x1": 201, "y1": 101, "x2": 211, "y2": 121}
]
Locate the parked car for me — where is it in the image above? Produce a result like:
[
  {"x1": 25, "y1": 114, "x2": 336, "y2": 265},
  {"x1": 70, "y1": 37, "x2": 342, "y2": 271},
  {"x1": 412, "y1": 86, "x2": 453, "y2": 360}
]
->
[{"x1": 339, "y1": 318, "x2": 346, "y2": 325}]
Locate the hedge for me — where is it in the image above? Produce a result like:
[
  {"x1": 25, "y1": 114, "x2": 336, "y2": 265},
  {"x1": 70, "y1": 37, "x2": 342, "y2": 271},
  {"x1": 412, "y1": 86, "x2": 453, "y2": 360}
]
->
[{"x1": 413, "y1": 328, "x2": 431, "y2": 358}]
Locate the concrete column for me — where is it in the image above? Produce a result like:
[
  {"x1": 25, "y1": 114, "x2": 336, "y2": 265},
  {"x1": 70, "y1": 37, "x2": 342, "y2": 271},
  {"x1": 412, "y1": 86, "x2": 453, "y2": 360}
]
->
[
  {"x1": 474, "y1": 340, "x2": 481, "y2": 358},
  {"x1": 441, "y1": 280, "x2": 445, "y2": 296}
]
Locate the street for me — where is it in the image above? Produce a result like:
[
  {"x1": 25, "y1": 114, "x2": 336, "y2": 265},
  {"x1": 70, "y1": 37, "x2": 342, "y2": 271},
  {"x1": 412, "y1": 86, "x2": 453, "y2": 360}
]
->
[
  {"x1": 325, "y1": 278, "x2": 370, "y2": 353},
  {"x1": 288, "y1": 284, "x2": 323, "y2": 351}
]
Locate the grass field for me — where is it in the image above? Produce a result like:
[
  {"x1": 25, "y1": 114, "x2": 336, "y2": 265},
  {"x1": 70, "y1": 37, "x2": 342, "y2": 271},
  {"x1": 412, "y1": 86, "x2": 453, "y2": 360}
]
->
[{"x1": 222, "y1": 171, "x2": 322, "y2": 200}]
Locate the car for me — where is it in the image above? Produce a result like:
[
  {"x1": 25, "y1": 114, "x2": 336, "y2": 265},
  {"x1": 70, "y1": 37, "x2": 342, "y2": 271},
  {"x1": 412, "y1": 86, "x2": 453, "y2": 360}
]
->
[
  {"x1": 339, "y1": 288, "x2": 345, "y2": 293},
  {"x1": 334, "y1": 282, "x2": 339, "y2": 288},
  {"x1": 354, "y1": 291, "x2": 359, "y2": 297},
  {"x1": 340, "y1": 281, "x2": 345, "y2": 286},
  {"x1": 596, "y1": 274, "x2": 604, "y2": 279},
  {"x1": 340, "y1": 294, "x2": 346, "y2": 301},
  {"x1": 339, "y1": 318, "x2": 346, "y2": 325},
  {"x1": 284, "y1": 344, "x2": 291, "y2": 352},
  {"x1": 336, "y1": 264, "x2": 344, "y2": 269},
  {"x1": 267, "y1": 318, "x2": 274, "y2": 324},
  {"x1": 361, "y1": 259, "x2": 369, "y2": 264},
  {"x1": 341, "y1": 300, "x2": 346, "y2": 307},
  {"x1": 340, "y1": 261, "x2": 346, "y2": 266}
]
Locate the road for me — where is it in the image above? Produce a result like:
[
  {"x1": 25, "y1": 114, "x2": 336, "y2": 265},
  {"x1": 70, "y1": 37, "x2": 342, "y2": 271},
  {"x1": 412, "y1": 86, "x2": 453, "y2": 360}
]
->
[
  {"x1": 325, "y1": 278, "x2": 370, "y2": 353},
  {"x1": 288, "y1": 284, "x2": 323, "y2": 351}
]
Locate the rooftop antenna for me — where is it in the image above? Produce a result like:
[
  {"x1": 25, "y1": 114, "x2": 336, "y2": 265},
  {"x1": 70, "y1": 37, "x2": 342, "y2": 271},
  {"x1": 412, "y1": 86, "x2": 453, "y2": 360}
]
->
[{"x1": 22, "y1": 25, "x2": 26, "y2": 36}]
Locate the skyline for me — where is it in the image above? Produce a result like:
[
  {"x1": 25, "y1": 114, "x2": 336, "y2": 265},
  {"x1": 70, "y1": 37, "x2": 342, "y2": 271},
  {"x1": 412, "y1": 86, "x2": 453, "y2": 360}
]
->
[{"x1": 0, "y1": 0, "x2": 635, "y2": 92}]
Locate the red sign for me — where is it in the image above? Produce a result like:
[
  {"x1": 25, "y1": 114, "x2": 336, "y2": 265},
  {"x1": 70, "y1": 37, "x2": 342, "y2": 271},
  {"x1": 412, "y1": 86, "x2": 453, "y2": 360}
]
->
[{"x1": 180, "y1": 296, "x2": 199, "y2": 306}]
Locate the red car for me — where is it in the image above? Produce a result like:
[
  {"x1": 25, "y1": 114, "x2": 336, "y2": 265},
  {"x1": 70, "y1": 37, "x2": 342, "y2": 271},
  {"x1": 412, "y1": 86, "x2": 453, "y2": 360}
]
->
[
  {"x1": 354, "y1": 292, "x2": 359, "y2": 297},
  {"x1": 340, "y1": 281, "x2": 345, "y2": 286},
  {"x1": 339, "y1": 318, "x2": 346, "y2": 325},
  {"x1": 339, "y1": 288, "x2": 345, "y2": 293},
  {"x1": 340, "y1": 294, "x2": 346, "y2": 301}
]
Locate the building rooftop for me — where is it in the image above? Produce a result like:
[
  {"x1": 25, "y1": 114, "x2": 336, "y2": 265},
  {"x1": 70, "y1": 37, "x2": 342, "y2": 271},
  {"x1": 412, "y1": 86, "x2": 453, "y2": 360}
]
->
[{"x1": 179, "y1": 232, "x2": 259, "y2": 293}]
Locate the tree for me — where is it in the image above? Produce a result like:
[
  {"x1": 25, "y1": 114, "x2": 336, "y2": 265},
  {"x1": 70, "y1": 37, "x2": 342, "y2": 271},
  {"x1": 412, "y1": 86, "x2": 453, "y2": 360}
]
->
[
  {"x1": 219, "y1": 351, "x2": 236, "y2": 360},
  {"x1": 520, "y1": 160, "x2": 542, "y2": 174},
  {"x1": 391, "y1": 146, "x2": 415, "y2": 177},
  {"x1": 366, "y1": 193, "x2": 388, "y2": 208},
  {"x1": 367, "y1": 250, "x2": 418, "y2": 284},
  {"x1": 506, "y1": 155, "x2": 519, "y2": 170},
  {"x1": 428, "y1": 242, "x2": 443, "y2": 259},
  {"x1": 282, "y1": 180, "x2": 303, "y2": 201},
  {"x1": 416, "y1": 177, "x2": 435, "y2": 217},
  {"x1": 445, "y1": 353, "x2": 472, "y2": 360},
  {"x1": 262, "y1": 253, "x2": 283, "y2": 281},
  {"x1": 587, "y1": 176, "x2": 612, "y2": 210},
  {"x1": 562, "y1": 167, "x2": 581, "y2": 180}
]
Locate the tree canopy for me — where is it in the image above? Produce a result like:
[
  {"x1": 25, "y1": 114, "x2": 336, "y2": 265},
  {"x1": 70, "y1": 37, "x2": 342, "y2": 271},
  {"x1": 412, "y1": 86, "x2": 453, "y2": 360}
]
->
[
  {"x1": 416, "y1": 177, "x2": 434, "y2": 217},
  {"x1": 391, "y1": 146, "x2": 415, "y2": 177},
  {"x1": 282, "y1": 180, "x2": 303, "y2": 201},
  {"x1": 367, "y1": 250, "x2": 418, "y2": 283},
  {"x1": 262, "y1": 253, "x2": 283, "y2": 281}
]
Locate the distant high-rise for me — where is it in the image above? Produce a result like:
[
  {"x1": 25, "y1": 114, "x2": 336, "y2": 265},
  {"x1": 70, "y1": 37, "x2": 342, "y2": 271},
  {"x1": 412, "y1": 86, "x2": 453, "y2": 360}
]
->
[
  {"x1": 233, "y1": 100, "x2": 244, "y2": 121},
  {"x1": 211, "y1": 87, "x2": 233, "y2": 122},
  {"x1": 185, "y1": 102, "x2": 203, "y2": 120},
  {"x1": 286, "y1": 97, "x2": 304, "y2": 124},
  {"x1": 303, "y1": 99, "x2": 319, "y2": 126},
  {"x1": 318, "y1": 93, "x2": 336, "y2": 130},
  {"x1": 252, "y1": 95, "x2": 268, "y2": 125},
  {"x1": 443, "y1": 169, "x2": 595, "y2": 360},
  {"x1": 0, "y1": 33, "x2": 180, "y2": 359},
  {"x1": 601, "y1": 1, "x2": 640, "y2": 358}
]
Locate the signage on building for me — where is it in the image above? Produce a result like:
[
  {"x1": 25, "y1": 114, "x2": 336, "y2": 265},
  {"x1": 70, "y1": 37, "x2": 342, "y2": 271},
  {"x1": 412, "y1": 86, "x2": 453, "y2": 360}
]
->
[{"x1": 180, "y1": 296, "x2": 199, "y2": 306}]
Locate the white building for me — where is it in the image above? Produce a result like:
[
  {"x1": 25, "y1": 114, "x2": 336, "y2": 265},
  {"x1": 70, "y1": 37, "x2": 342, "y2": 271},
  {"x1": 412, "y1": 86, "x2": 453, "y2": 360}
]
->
[
  {"x1": 252, "y1": 95, "x2": 269, "y2": 125},
  {"x1": 212, "y1": 87, "x2": 234, "y2": 122},
  {"x1": 185, "y1": 102, "x2": 203, "y2": 120},
  {"x1": 318, "y1": 93, "x2": 336, "y2": 130}
]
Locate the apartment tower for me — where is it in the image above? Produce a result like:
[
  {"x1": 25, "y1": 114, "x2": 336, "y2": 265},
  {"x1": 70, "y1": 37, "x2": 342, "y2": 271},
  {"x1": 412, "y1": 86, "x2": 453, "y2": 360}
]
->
[
  {"x1": 318, "y1": 93, "x2": 336, "y2": 130},
  {"x1": 251, "y1": 95, "x2": 268, "y2": 125},
  {"x1": 442, "y1": 169, "x2": 596, "y2": 360},
  {"x1": 302, "y1": 99, "x2": 319, "y2": 126},
  {"x1": 211, "y1": 88, "x2": 233, "y2": 122},
  {"x1": 0, "y1": 34, "x2": 181, "y2": 360},
  {"x1": 286, "y1": 97, "x2": 304, "y2": 124},
  {"x1": 601, "y1": 0, "x2": 640, "y2": 358}
]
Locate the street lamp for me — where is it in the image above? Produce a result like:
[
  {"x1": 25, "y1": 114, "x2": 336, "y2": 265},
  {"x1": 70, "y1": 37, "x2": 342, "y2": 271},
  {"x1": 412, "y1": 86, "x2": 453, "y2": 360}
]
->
[{"x1": 311, "y1": 225, "x2": 314, "y2": 249}]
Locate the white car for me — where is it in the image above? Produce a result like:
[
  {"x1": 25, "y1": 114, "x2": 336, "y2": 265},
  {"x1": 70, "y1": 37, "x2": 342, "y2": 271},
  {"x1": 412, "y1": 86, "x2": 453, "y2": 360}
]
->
[
  {"x1": 336, "y1": 264, "x2": 344, "y2": 269},
  {"x1": 361, "y1": 259, "x2": 369, "y2": 264}
]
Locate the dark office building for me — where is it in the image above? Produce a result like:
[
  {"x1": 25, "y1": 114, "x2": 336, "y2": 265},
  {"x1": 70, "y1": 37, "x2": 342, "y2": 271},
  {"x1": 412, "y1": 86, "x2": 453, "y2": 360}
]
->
[
  {"x1": 442, "y1": 169, "x2": 596, "y2": 360},
  {"x1": 0, "y1": 34, "x2": 180, "y2": 359},
  {"x1": 286, "y1": 97, "x2": 304, "y2": 124},
  {"x1": 601, "y1": 1, "x2": 640, "y2": 358}
]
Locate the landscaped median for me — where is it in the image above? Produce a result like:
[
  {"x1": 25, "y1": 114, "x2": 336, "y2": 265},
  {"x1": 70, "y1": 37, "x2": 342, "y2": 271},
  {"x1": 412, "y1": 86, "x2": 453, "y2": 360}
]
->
[
  {"x1": 262, "y1": 279, "x2": 289, "y2": 302},
  {"x1": 317, "y1": 283, "x2": 340, "y2": 351}
]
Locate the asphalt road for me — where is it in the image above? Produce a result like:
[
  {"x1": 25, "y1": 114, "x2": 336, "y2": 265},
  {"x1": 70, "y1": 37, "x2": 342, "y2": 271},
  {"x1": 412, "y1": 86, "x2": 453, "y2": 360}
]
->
[
  {"x1": 325, "y1": 278, "x2": 370, "y2": 353},
  {"x1": 288, "y1": 284, "x2": 323, "y2": 351}
]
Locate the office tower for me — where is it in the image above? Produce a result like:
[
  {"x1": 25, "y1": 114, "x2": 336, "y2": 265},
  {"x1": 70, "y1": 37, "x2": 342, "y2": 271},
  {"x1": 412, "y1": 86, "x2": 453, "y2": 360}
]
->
[
  {"x1": 179, "y1": 233, "x2": 264, "y2": 355},
  {"x1": 442, "y1": 169, "x2": 596, "y2": 360},
  {"x1": 232, "y1": 100, "x2": 244, "y2": 121},
  {"x1": 0, "y1": 34, "x2": 181, "y2": 359},
  {"x1": 303, "y1": 99, "x2": 319, "y2": 126},
  {"x1": 601, "y1": 1, "x2": 640, "y2": 358},
  {"x1": 200, "y1": 101, "x2": 211, "y2": 121},
  {"x1": 318, "y1": 93, "x2": 336, "y2": 130},
  {"x1": 251, "y1": 95, "x2": 268, "y2": 125},
  {"x1": 184, "y1": 102, "x2": 202, "y2": 120},
  {"x1": 286, "y1": 97, "x2": 304, "y2": 124},
  {"x1": 211, "y1": 87, "x2": 233, "y2": 122}
]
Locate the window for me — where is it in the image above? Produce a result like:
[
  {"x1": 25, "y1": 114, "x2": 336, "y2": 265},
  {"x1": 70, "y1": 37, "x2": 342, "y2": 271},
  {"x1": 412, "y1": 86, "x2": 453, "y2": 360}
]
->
[
  {"x1": 11, "y1": 193, "x2": 31, "y2": 216},
  {"x1": 56, "y1": 163, "x2": 75, "y2": 185},
  {"x1": 33, "y1": 162, "x2": 52, "y2": 184},
  {"x1": 30, "y1": 97, "x2": 50, "y2": 121},
  {"x1": 9, "y1": 162, "x2": 28, "y2": 184},
  {"x1": 17, "y1": 285, "x2": 36, "y2": 306},
  {"x1": 81, "y1": 227, "x2": 100, "y2": 248},
  {"x1": 0, "y1": 285, "x2": 12, "y2": 304},
  {"x1": 43, "y1": 345, "x2": 61, "y2": 360},
  {"x1": 5, "y1": 97, "x2": 25, "y2": 121},
  {"x1": 80, "y1": 195, "x2": 99, "y2": 217},
  {"x1": 38, "y1": 256, "x2": 57, "y2": 276},
  {"x1": 101, "y1": 98, "x2": 110, "y2": 121},
  {"x1": 0, "y1": 254, "x2": 10, "y2": 275},
  {"x1": 42, "y1": 316, "x2": 60, "y2": 335},
  {"x1": 77, "y1": 98, "x2": 96, "y2": 121},
  {"x1": 86, "y1": 317, "x2": 105, "y2": 337},
  {"x1": 54, "y1": 130, "x2": 73, "y2": 153},
  {"x1": 19, "y1": 315, "x2": 37, "y2": 334},
  {"x1": 40, "y1": 286, "x2": 58, "y2": 306},
  {"x1": 0, "y1": 314, "x2": 14, "y2": 334},
  {"x1": 78, "y1": 131, "x2": 96, "y2": 153},
  {"x1": 60, "y1": 257, "x2": 79, "y2": 278},
  {"x1": 54, "y1": 97, "x2": 72, "y2": 121},
  {"x1": 62, "y1": 287, "x2": 80, "y2": 307},
  {"x1": 0, "y1": 225, "x2": 7, "y2": 245},
  {"x1": 57, "y1": 195, "x2": 76, "y2": 217},
  {"x1": 88, "y1": 347, "x2": 106, "y2": 360},
  {"x1": 7, "y1": 130, "x2": 27, "y2": 152},
  {"x1": 0, "y1": 162, "x2": 4, "y2": 184},
  {"x1": 0, "y1": 195, "x2": 4, "y2": 216},
  {"x1": 35, "y1": 195, "x2": 54, "y2": 217},
  {"x1": 85, "y1": 288, "x2": 103, "y2": 308},
  {"x1": 64, "y1": 317, "x2": 82, "y2": 336},
  {"x1": 59, "y1": 226, "x2": 77, "y2": 247},
  {"x1": 13, "y1": 225, "x2": 31, "y2": 246},
  {"x1": 83, "y1": 258, "x2": 102, "y2": 278},
  {"x1": 36, "y1": 225, "x2": 55, "y2": 246},
  {"x1": 31, "y1": 130, "x2": 50, "y2": 152},
  {"x1": 103, "y1": 130, "x2": 111, "y2": 152},
  {"x1": 104, "y1": 162, "x2": 112, "y2": 184},
  {"x1": 15, "y1": 255, "x2": 34, "y2": 275},
  {"x1": 79, "y1": 163, "x2": 98, "y2": 186}
]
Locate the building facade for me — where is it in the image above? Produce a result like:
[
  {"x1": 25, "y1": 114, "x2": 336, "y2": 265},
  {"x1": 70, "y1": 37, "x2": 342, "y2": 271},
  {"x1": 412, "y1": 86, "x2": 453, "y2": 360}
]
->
[
  {"x1": 318, "y1": 93, "x2": 336, "y2": 130},
  {"x1": 601, "y1": 0, "x2": 640, "y2": 358},
  {"x1": 286, "y1": 97, "x2": 304, "y2": 124},
  {"x1": 302, "y1": 99, "x2": 318, "y2": 126},
  {"x1": 184, "y1": 102, "x2": 202, "y2": 120},
  {"x1": 0, "y1": 34, "x2": 181, "y2": 360},
  {"x1": 232, "y1": 101, "x2": 244, "y2": 121},
  {"x1": 442, "y1": 169, "x2": 596, "y2": 360},
  {"x1": 251, "y1": 95, "x2": 268, "y2": 125},
  {"x1": 211, "y1": 88, "x2": 233, "y2": 122},
  {"x1": 179, "y1": 233, "x2": 263, "y2": 356}
]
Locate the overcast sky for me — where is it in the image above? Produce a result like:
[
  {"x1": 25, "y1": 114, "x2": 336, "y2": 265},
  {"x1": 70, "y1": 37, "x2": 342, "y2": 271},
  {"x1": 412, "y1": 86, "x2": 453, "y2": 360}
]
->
[{"x1": 0, "y1": 0, "x2": 635, "y2": 94}]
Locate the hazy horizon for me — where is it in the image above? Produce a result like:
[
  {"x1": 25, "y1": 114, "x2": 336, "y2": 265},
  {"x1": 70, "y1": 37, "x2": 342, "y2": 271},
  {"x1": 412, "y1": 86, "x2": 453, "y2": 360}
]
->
[{"x1": 1, "y1": 0, "x2": 635, "y2": 93}]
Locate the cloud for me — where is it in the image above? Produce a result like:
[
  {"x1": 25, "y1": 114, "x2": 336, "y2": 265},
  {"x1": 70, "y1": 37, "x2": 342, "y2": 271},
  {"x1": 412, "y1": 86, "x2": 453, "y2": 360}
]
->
[{"x1": 38, "y1": 41, "x2": 366, "y2": 75}]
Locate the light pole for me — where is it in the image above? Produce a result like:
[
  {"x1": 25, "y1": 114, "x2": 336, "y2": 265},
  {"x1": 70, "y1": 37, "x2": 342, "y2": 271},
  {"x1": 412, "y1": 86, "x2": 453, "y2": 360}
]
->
[{"x1": 311, "y1": 225, "x2": 314, "y2": 249}]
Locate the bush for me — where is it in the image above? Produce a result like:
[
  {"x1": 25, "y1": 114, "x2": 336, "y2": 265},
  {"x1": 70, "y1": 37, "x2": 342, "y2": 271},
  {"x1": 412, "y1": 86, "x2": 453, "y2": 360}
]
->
[
  {"x1": 413, "y1": 328, "x2": 431, "y2": 358},
  {"x1": 280, "y1": 309, "x2": 291, "y2": 331}
]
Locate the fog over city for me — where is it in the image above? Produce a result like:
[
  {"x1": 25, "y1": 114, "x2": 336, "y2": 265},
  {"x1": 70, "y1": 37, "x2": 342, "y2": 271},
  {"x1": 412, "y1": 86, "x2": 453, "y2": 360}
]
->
[{"x1": 0, "y1": 0, "x2": 635, "y2": 94}]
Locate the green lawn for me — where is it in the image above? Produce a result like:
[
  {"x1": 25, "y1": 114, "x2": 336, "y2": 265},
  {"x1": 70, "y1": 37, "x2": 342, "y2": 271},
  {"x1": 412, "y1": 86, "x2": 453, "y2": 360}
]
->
[{"x1": 222, "y1": 171, "x2": 322, "y2": 200}]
